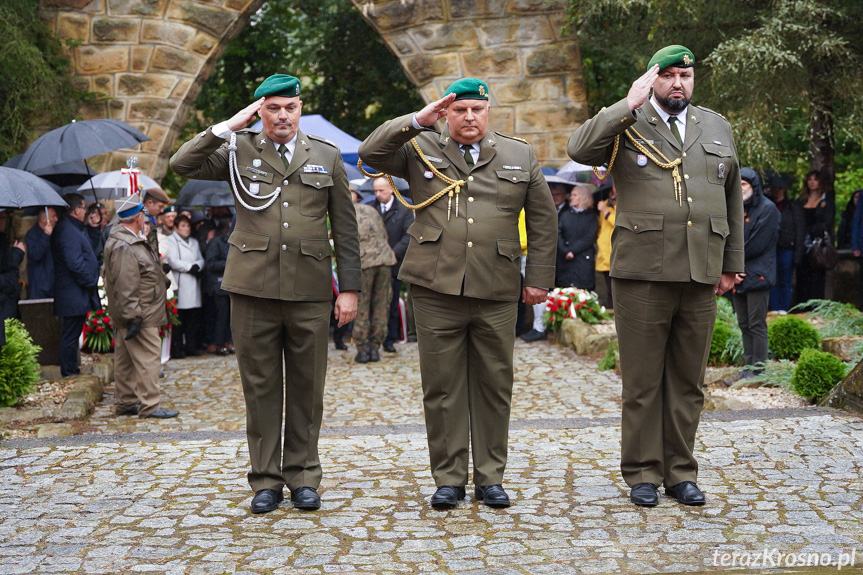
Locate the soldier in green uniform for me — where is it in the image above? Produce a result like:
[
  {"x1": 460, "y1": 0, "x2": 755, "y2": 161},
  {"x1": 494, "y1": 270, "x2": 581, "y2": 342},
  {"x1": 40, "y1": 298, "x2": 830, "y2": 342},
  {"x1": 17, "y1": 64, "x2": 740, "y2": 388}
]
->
[
  {"x1": 567, "y1": 46, "x2": 744, "y2": 507},
  {"x1": 359, "y1": 78, "x2": 558, "y2": 510},
  {"x1": 170, "y1": 74, "x2": 361, "y2": 514}
]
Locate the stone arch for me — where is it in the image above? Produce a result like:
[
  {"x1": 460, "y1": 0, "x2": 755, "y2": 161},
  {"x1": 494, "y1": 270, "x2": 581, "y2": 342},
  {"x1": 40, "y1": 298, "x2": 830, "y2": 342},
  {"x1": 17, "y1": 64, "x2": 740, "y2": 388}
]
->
[{"x1": 38, "y1": 0, "x2": 587, "y2": 180}]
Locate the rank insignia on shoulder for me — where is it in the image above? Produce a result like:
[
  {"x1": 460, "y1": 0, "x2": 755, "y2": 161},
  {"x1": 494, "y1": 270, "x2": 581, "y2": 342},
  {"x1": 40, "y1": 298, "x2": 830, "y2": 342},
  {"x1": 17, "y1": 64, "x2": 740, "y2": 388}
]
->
[
  {"x1": 246, "y1": 166, "x2": 267, "y2": 176},
  {"x1": 425, "y1": 155, "x2": 443, "y2": 164},
  {"x1": 249, "y1": 183, "x2": 260, "y2": 196},
  {"x1": 502, "y1": 165, "x2": 523, "y2": 170},
  {"x1": 303, "y1": 165, "x2": 328, "y2": 174},
  {"x1": 253, "y1": 159, "x2": 262, "y2": 167},
  {"x1": 424, "y1": 170, "x2": 434, "y2": 179},
  {"x1": 260, "y1": 138, "x2": 267, "y2": 145},
  {"x1": 636, "y1": 154, "x2": 648, "y2": 167}
]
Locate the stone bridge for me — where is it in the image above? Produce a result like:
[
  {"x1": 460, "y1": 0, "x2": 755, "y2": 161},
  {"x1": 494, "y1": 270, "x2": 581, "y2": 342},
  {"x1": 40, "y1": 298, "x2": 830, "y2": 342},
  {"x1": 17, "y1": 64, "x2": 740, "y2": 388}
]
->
[{"x1": 38, "y1": 0, "x2": 587, "y2": 181}]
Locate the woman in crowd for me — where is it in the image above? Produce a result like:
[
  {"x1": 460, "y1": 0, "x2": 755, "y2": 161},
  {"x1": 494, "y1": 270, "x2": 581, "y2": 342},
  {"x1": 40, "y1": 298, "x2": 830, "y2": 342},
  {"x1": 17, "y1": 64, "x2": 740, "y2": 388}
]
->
[
  {"x1": 556, "y1": 185, "x2": 598, "y2": 291},
  {"x1": 796, "y1": 170, "x2": 834, "y2": 304},
  {"x1": 594, "y1": 183, "x2": 616, "y2": 308},
  {"x1": 164, "y1": 215, "x2": 205, "y2": 359},
  {"x1": 204, "y1": 218, "x2": 233, "y2": 355}
]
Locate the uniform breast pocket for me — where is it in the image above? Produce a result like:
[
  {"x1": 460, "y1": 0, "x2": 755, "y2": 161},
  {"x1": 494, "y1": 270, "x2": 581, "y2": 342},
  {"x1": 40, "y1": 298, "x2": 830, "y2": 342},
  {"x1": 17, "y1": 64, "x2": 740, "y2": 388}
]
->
[
  {"x1": 295, "y1": 238, "x2": 333, "y2": 297},
  {"x1": 706, "y1": 215, "x2": 729, "y2": 278},
  {"x1": 701, "y1": 143, "x2": 734, "y2": 185},
  {"x1": 400, "y1": 221, "x2": 443, "y2": 282},
  {"x1": 611, "y1": 211, "x2": 664, "y2": 274},
  {"x1": 223, "y1": 230, "x2": 270, "y2": 292},
  {"x1": 238, "y1": 165, "x2": 275, "y2": 190},
  {"x1": 299, "y1": 173, "x2": 333, "y2": 217},
  {"x1": 491, "y1": 239, "x2": 522, "y2": 296},
  {"x1": 495, "y1": 169, "x2": 528, "y2": 212},
  {"x1": 623, "y1": 139, "x2": 664, "y2": 181}
]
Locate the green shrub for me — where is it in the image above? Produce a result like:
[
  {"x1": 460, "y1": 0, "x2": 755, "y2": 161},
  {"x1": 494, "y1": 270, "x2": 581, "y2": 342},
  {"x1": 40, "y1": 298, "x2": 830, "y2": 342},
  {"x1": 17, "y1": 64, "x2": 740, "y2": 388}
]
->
[
  {"x1": 0, "y1": 319, "x2": 42, "y2": 407},
  {"x1": 768, "y1": 316, "x2": 821, "y2": 360},
  {"x1": 709, "y1": 297, "x2": 744, "y2": 366},
  {"x1": 791, "y1": 348, "x2": 848, "y2": 402},
  {"x1": 597, "y1": 340, "x2": 618, "y2": 371},
  {"x1": 709, "y1": 320, "x2": 733, "y2": 366}
]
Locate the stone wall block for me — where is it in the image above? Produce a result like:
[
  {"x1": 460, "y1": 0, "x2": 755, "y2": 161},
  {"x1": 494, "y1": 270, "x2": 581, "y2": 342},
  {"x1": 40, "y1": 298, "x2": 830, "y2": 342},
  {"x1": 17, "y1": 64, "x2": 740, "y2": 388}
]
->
[
  {"x1": 117, "y1": 73, "x2": 177, "y2": 97},
  {"x1": 131, "y1": 45, "x2": 153, "y2": 72},
  {"x1": 56, "y1": 13, "x2": 91, "y2": 43},
  {"x1": 92, "y1": 74, "x2": 114, "y2": 97},
  {"x1": 565, "y1": 77, "x2": 587, "y2": 104},
  {"x1": 507, "y1": 0, "x2": 567, "y2": 13},
  {"x1": 141, "y1": 123, "x2": 170, "y2": 153},
  {"x1": 450, "y1": 0, "x2": 507, "y2": 19},
  {"x1": 492, "y1": 77, "x2": 563, "y2": 104},
  {"x1": 150, "y1": 45, "x2": 202, "y2": 75},
  {"x1": 224, "y1": 0, "x2": 261, "y2": 11},
  {"x1": 517, "y1": 102, "x2": 582, "y2": 133},
  {"x1": 42, "y1": 0, "x2": 95, "y2": 9},
  {"x1": 75, "y1": 45, "x2": 129, "y2": 73},
  {"x1": 477, "y1": 16, "x2": 554, "y2": 48},
  {"x1": 490, "y1": 106, "x2": 515, "y2": 135},
  {"x1": 128, "y1": 99, "x2": 179, "y2": 123},
  {"x1": 405, "y1": 53, "x2": 461, "y2": 86},
  {"x1": 170, "y1": 77, "x2": 193, "y2": 99},
  {"x1": 79, "y1": 100, "x2": 110, "y2": 120},
  {"x1": 141, "y1": 20, "x2": 196, "y2": 47},
  {"x1": 359, "y1": 0, "x2": 445, "y2": 32},
  {"x1": 91, "y1": 16, "x2": 140, "y2": 43},
  {"x1": 191, "y1": 32, "x2": 218, "y2": 56},
  {"x1": 166, "y1": 2, "x2": 238, "y2": 36},
  {"x1": 525, "y1": 44, "x2": 578, "y2": 76},
  {"x1": 410, "y1": 23, "x2": 478, "y2": 52},
  {"x1": 387, "y1": 33, "x2": 417, "y2": 57},
  {"x1": 108, "y1": 99, "x2": 126, "y2": 120},
  {"x1": 461, "y1": 49, "x2": 521, "y2": 78},
  {"x1": 106, "y1": 0, "x2": 168, "y2": 17}
]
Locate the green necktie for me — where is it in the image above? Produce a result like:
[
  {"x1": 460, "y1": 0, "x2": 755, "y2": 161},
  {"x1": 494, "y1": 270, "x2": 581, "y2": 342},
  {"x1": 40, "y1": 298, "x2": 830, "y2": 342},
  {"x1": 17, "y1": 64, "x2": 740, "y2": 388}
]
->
[
  {"x1": 669, "y1": 115, "x2": 683, "y2": 146},
  {"x1": 461, "y1": 144, "x2": 475, "y2": 167},
  {"x1": 278, "y1": 144, "x2": 290, "y2": 170}
]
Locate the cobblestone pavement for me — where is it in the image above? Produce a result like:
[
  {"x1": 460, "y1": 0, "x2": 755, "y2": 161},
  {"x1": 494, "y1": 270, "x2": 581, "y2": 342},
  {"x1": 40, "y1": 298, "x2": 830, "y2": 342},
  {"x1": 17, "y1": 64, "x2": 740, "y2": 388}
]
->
[{"x1": 2, "y1": 340, "x2": 863, "y2": 574}]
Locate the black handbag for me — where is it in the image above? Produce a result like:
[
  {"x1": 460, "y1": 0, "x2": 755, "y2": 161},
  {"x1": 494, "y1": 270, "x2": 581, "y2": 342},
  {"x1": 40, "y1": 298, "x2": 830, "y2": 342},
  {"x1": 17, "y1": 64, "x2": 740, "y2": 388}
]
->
[{"x1": 808, "y1": 232, "x2": 838, "y2": 270}]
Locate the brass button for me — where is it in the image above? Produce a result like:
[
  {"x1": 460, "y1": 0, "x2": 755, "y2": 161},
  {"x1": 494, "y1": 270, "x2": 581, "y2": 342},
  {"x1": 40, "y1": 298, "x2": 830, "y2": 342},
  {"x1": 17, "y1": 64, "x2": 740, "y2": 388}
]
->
[
  {"x1": 419, "y1": 236, "x2": 423, "y2": 241},
  {"x1": 241, "y1": 244, "x2": 246, "y2": 249},
  {"x1": 468, "y1": 176, "x2": 474, "y2": 182},
  {"x1": 283, "y1": 202, "x2": 289, "y2": 208},
  {"x1": 512, "y1": 177, "x2": 517, "y2": 181},
  {"x1": 315, "y1": 182, "x2": 321, "y2": 187},
  {"x1": 633, "y1": 225, "x2": 638, "y2": 230},
  {"x1": 283, "y1": 180, "x2": 288, "y2": 185},
  {"x1": 283, "y1": 222, "x2": 289, "y2": 229},
  {"x1": 468, "y1": 197, "x2": 474, "y2": 202},
  {"x1": 687, "y1": 221, "x2": 693, "y2": 227},
  {"x1": 467, "y1": 241, "x2": 473, "y2": 247},
  {"x1": 252, "y1": 175, "x2": 257, "y2": 179},
  {"x1": 281, "y1": 244, "x2": 287, "y2": 251},
  {"x1": 468, "y1": 218, "x2": 474, "y2": 224},
  {"x1": 687, "y1": 197, "x2": 693, "y2": 203},
  {"x1": 620, "y1": 118, "x2": 626, "y2": 123},
  {"x1": 682, "y1": 152, "x2": 687, "y2": 158},
  {"x1": 684, "y1": 174, "x2": 690, "y2": 180}
]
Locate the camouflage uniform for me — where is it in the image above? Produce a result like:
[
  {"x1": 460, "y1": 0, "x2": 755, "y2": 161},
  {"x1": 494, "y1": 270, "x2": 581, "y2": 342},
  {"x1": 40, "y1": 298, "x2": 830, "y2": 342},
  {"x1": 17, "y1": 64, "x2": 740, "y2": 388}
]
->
[{"x1": 353, "y1": 203, "x2": 397, "y2": 351}]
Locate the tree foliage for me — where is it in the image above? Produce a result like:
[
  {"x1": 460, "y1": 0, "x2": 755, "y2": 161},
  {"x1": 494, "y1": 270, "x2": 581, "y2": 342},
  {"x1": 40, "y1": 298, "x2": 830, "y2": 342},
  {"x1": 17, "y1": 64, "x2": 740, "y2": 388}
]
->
[
  {"x1": 0, "y1": 0, "x2": 90, "y2": 164},
  {"x1": 567, "y1": 0, "x2": 863, "y2": 191}
]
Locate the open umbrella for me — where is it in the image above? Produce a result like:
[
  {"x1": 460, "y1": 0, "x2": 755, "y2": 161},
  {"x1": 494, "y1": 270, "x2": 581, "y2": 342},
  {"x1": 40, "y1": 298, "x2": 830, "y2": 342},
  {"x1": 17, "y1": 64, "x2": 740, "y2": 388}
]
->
[
  {"x1": 17, "y1": 119, "x2": 149, "y2": 173},
  {"x1": 0, "y1": 167, "x2": 68, "y2": 209},
  {"x1": 175, "y1": 185, "x2": 234, "y2": 208},
  {"x1": 4, "y1": 154, "x2": 98, "y2": 187},
  {"x1": 77, "y1": 170, "x2": 160, "y2": 200},
  {"x1": 556, "y1": 161, "x2": 606, "y2": 186}
]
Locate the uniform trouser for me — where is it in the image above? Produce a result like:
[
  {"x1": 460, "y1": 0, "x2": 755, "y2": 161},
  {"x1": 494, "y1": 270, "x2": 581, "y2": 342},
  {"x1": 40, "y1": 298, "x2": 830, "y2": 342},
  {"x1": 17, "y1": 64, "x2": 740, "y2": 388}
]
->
[
  {"x1": 612, "y1": 279, "x2": 715, "y2": 488},
  {"x1": 114, "y1": 326, "x2": 162, "y2": 417},
  {"x1": 230, "y1": 293, "x2": 330, "y2": 493},
  {"x1": 60, "y1": 315, "x2": 85, "y2": 376},
  {"x1": 385, "y1": 278, "x2": 402, "y2": 345},
  {"x1": 412, "y1": 285, "x2": 517, "y2": 487},
  {"x1": 353, "y1": 265, "x2": 392, "y2": 351},
  {"x1": 732, "y1": 289, "x2": 770, "y2": 368}
]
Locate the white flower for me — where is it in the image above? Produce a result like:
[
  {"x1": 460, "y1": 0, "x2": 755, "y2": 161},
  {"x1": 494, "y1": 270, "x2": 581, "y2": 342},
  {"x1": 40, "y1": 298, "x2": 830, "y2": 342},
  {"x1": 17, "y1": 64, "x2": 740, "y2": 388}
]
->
[{"x1": 600, "y1": 306, "x2": 606, "y2": 313}]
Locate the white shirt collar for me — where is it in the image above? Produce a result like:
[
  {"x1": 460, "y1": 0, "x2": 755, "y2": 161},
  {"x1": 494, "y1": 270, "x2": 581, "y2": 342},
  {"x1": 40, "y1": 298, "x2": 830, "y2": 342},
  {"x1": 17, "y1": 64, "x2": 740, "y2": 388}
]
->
[
  {"x1": 382, "y1": 196, "x2": 395, "y2": 211},
  {"x1": 650, "y1": 96, "x2": 688, "y2": 129},
  {"x1": 273, "y1": 134, "x2": 298, "y2": 157}
]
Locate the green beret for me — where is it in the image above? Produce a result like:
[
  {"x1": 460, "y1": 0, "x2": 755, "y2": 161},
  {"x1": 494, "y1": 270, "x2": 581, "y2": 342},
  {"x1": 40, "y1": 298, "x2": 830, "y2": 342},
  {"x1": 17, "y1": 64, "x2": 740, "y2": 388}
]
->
[
  {"x1": 444, "y1": 78, "x2": 489, "y2": 101},
  {"x1": 647, "y1": 45, "x2": 695, "y2": 71},
  {"x1": 161, "y1": 205, "x2": 176, "y2": 214},
  {"x1": 254, "y1": 74, "x2": 301, "y2": 99}
]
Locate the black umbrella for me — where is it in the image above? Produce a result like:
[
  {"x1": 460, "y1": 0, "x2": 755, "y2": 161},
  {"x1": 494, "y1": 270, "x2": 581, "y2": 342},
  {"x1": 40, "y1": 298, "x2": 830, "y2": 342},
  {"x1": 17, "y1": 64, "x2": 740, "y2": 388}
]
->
[
  {"x1": 16, "y1": 119, "x2": 149, "y2": 173},
  {"x1": 0, "y1": 167, "x2": 68, "y2": 209},
  {"x1": 176, "y1": 180, "x2": 234, "y2": 208},
  {"x1": 4, "y1": 154, "x2": 97, "y2": 187}
]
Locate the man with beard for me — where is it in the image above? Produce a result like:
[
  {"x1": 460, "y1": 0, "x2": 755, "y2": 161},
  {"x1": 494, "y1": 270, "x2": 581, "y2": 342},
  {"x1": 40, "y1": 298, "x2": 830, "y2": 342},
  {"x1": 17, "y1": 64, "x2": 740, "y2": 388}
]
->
[{"x1": 567, "y1": 45, "x2": 744, "y2": 508}]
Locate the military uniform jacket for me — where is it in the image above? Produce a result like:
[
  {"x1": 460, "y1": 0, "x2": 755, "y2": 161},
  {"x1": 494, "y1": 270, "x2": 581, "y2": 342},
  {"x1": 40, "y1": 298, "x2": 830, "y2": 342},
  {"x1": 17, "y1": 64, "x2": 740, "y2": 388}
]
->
[
  {"x1": 169, "y1": 127, "x2": 361, "y2": 301},
  {"x1": 358, "y1": 114, "x2": 557, "y2": 302},
  {"x1": 355, "y1": 203, "x2": 397, "y2": 270},
  {"x1": 103, "y1": 225, "x2": 168, "y2": 329},
  {"x1": 567, "y1": 99, "x2": 744, "y2": 284}
]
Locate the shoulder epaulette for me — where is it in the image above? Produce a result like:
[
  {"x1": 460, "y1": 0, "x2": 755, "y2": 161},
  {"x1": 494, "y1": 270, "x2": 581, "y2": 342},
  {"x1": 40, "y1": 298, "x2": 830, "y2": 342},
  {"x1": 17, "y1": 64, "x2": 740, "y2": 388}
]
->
[
  {"x1": 308, "y1": 134, "x2": 339, "y2": 148},
  {"x1": 694, "y1": 105, "x2": 728, "y2": 121},
  {"x1": 495, "y1": 132, "x2": 530, "y2": 145}
]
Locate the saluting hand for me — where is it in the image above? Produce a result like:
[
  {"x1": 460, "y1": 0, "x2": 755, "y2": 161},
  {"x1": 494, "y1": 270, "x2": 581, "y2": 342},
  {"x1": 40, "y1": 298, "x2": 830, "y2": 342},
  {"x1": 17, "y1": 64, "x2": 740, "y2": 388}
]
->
[
  {"x1": 627, "y1": 64, "x2": 659, "y2": 112},
  {"x1": 225, "y1": 98, "x2": 266, "y2": 132},
  {"x1": 415, "y1": 93, "x2": 457, "y2": 128}
]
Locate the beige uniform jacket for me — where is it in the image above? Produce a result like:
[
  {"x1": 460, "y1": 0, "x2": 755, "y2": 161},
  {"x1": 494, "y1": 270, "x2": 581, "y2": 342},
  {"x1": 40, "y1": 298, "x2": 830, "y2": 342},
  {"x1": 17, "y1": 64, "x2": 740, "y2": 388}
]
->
[
  {"x1": 358, "y1": 114, "x2": 557, "y2": 301},
  {"x1": 567, "y1": 99, "x2": 744, "y2": 283},
  {"x1": 103, "y1": 224, "x2": 168, "y2": 329},
  {"x1": 169, "y1": 127, "x2": 361, "y2": 301}
]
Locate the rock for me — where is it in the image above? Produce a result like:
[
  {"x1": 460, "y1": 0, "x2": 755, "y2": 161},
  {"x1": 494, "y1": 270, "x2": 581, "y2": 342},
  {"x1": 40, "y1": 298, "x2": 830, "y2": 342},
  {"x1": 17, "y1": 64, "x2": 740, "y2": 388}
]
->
[
  {"x1": 35, "y1": 423, "x2": 75, "y2": 438},
  {"x1": 821, "y1": 335, "x2": 863, "y2": 361},
  {"x1": 820, "y1": 357, "x2": 863, "y2": 414},
  {"x1": 54, "y1": 375, "x2": 103, "y2": 420},
  {"x1": 557, "y1": 318, "x2": 616, "y2": 355},
  {"x1": 83, "y1": 356, "x2": 114, "y2": 385},
  {"x1": 703, "y1": 392, "x2": 751, "y2": 411},
  {"x1": 0, "y1": 407, "x2": 52, "y2": 424}
]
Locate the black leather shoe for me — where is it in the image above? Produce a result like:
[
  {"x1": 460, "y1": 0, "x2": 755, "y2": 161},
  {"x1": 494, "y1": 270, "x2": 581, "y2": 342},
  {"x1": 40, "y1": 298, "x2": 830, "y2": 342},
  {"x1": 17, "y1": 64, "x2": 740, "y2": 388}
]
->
[
  {"x1": 144, "y1": 408, "x2": 179, "y2": 419},
  {"x1": 430, "y1": 485, "x2": 465, "y2": 510},
  {"x1": 665, "y1": 481, "x2": 706, "y2": 506},
  {"x1": 291, "y1": 487, "x2": 321, "y2": 510},
  {"x1": 115, "y1": 403, "x2": 139, "y2": 416},
  {"x1": 475, "y1": 484, "x2": 510, "y2": 508},
  {"x1": 251, "y1": 488, "x2": 283, "y2": 514},
  {"x1": 383, "y1": 342, "x2": 397, "y2": 353},
  {"x1": 334, "y1": 339, "x2": 347, "y2": 350},
  {"x1": 369, "y1": 349, "x2": 380, "y2": 362},
  {"x1": 355, "y1": 350, "x2": 369, "y2": 363},
  {"x1": 630, "y1": 483, "x2": 658, "y2": 507},
  {"x1": 520, "y1": 328, "x2": 547, "y2": 342}
]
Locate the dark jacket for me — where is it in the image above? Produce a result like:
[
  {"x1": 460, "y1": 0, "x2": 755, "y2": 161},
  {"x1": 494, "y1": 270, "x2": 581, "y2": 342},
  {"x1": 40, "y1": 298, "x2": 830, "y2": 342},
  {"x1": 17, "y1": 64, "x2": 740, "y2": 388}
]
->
[
  {"x1": 556, "y1": 207, "x2": 598, "y2": 290},
  {"x1": 205, "y1": 233, "x2": 230, "y2": 297},
  {"x1": 736, "y1": 168, "x2": 780, "y2": 294},
  {"x1": 849, "y1": 191, "x2": 863, "y2": 254},
  {"x1": 51, "y1": 215, "x2": 101, "y2": 317},
  {"x1": 772, "y1": 195, "x2": 806, "y2": 265},
  {"x1": 24, "y1": 224, "x2": 54, "y2": 299},
  {"x1": 0, "y1": 232, "x2": 25, "y2": 346},
  {"x1": 86, "y1": 224, "x2": 105, "y2": 267},
  {"x1": 371, "y1": 198, "x2": 414, "y2": 278}
]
